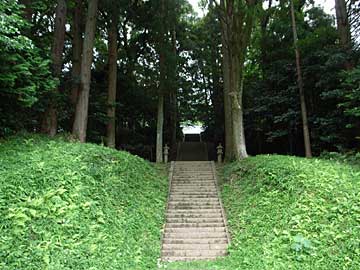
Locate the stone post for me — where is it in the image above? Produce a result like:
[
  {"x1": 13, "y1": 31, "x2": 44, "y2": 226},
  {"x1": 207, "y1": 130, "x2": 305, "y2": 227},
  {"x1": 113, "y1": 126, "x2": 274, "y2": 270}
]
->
[
  {"x1": 164, "y1": 144, "x2": 170, "y2": 163},
  {"x1": 217, "y1": 143, "x2": 223, "y2": 163}
]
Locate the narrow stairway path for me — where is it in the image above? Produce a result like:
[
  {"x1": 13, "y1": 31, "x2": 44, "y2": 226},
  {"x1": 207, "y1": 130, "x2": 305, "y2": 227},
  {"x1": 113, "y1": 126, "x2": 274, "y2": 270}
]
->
[{"x1": 161, "y1": 161, "x2": 230, "y2": 262}]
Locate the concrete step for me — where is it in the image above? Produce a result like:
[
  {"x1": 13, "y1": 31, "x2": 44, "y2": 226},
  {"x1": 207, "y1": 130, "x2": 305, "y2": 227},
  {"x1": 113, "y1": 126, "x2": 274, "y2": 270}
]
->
[
  {"x1": 171, "y1": 183, "x2": 216, "y2": 187},
  {"x1": 171, "y1": 181, "x2": 215, "y2": 185},
  {"x1": 168, "y1": 201, "x2": 220, "y2": 206},
  {"x1": 169, "y1": 199, "x2": 219, "y2": 204},
  {"x1": 171, "y1": 188, "x2": 217, "y2": 192},
  {"x1": 163, "y1": 238, "x2": 228, "y2": 244},
  {"x1": 162, "y1": 249, "x2": 227, "y2": 257},
  {"x1": 167, "y1": 209, "x2": 222, "y2": 214},
  {"x1": 170, "y1": 195, "x2": 218, "y2": 200},
  {"x1": 166, "y1": 217, "x2": 224, "y2": 223},
  {"x1": 166, "y1": 213, "x2": 223, "y2": 218},
  {"x1": 165, "y1": 227, "x2": 226, "y2": 233},
  {"x1": 173, "y1": 174, "x2": 213, "y2": 177},
  {"x1": 168, "y1": 206, "x2": 221, "y2": 210},
  {"x1": 162, "y1": 256, "x2": 219, "y2": 261},
  {"x1": 166, "y1": 222, "x2": 224, "y2": 228},
  {"x1": 172, "y1": 178, "x2": 214, "y2": 181},
  {"x1": 170, "y1": 192, "x2": 218, "y2": 196},
  {"x1": 162, "y1": 243, "x2": 228, "y2": 250},
  {"x1": 162, "y1": 161, "x2": 229, "y2": 262},
  {"x1": 171, "y1": 187, "x2": 216, "y2": 191}
]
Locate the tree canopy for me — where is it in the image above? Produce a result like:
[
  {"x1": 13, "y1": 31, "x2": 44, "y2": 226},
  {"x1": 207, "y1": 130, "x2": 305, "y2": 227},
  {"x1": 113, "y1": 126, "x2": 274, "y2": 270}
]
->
[{"x1": 0, "y1": 0, "x2": 359, "y2": 160}]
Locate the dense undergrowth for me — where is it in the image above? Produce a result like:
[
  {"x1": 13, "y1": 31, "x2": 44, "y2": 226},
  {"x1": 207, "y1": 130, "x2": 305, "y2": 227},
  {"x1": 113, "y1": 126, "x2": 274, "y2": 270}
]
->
[
  {"x1": 0, "y1": 135, "x2": 168, "y2": 270},
  {"x1": 164, "y1": 155, "x2": 360, "y2": 270}
]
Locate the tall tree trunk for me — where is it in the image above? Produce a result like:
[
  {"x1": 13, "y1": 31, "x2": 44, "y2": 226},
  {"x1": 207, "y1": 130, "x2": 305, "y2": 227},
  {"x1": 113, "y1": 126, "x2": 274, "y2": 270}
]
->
[
  {"x1": 220, "y1": 0, "x2": 255, "y2": 160},
  {"x1": 156, "y1": 93, "x2": 164, "y2": 163},
  {"x1": 156, "y1": 0, "x2": 166, "y2": 163},
  {"x1": 41, "y1": 0, "x2": 67, "y2": 136},
  {"x1": 20, "y1": 0, "x2": 33, "y2": 22},
  {"x1": 209, "y1": 18, "x2": 223, "y2": 145},
  {"x1": 335, "y1": 0, "x2": 353, "y2": 69},
  {"x1": 220, "y1": 0, "x2": 234, "y2": 160},
  {"x1": 72, "y1": 0, "x2": 99, "y2": 142},
  {"x1": 70, "y1": 0, "x2": 83, "y2": 105},
  {"x1": 169, "y1": 29, "x2": 178, "y2": 159},
  {"x1": 106, "y1": 12, "x2": 119, "y2": 148},
  {"x1": 229, "y1": 43, "x2": 248, "y2": 160},
  {"x1": 290, "y1": 0, "x2": 312, "y2": 158}
]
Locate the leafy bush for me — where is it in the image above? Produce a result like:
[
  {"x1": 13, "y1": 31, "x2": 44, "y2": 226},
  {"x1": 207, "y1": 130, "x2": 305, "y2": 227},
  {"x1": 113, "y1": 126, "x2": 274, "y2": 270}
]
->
[
  {"x1": 0, "y1": 135, "x2": 167, "y2": 269},
  {"x1": 165, "y1": 155, "x2": 360, "y2": 269},
  {"x1": 320, "y1": 151, "x2": 360, "y2": 165},
  {"x1": 0, "y1": 0, "x2": 55, "y2": 136}
]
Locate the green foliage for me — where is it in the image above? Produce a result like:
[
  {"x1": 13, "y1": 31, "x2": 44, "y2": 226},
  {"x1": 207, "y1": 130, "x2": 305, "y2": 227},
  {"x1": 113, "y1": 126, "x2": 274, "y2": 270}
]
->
[
  {"x1": 244, "y1": 4, "x2": 360, "y2": 155},
  {"x1": 338, "y1": 66, "x2": 360, "y2": 119},
  {"x1": 0, "y1": 135, "x2": 167, "y2": 269},
  {"x1": 164, "y1": 155, "x2": 360, "y2": 269},
  {"x1": 0, "y1": 0, "x2": 55, "y2": 136}
]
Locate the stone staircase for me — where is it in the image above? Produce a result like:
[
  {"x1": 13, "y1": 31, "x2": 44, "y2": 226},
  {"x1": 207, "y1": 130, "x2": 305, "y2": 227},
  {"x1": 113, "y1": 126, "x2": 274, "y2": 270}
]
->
[{"x1": 161, "y1": 161, "x2": 230, "y2": 262}]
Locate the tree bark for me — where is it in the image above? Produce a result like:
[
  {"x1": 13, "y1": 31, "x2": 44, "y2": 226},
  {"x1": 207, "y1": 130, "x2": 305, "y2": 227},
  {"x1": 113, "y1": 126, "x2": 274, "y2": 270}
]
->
[
  {"x1": 169, "y1": 29, "x2": 178, "y2": 159},
  {"x1": 290, "y1": 0, "x2": 312, "y2": 158},
  {"x1": 19, "y1": 0, "x2": 33, "y2": 23},
  {"x1": 335, "y1": 0, "x2": 352, "y2": 49},
  {"x1": 106, "y1": 12, "x2": 119, "y2": 149},
  {"x1": 156, "y1": 93, "x2": 164, "y2": 163},
  {"x1": 41, "y1": 0, "x2": 67, "y2": 136},
  {"x1": 72, "y1": 0, "x2": 99, "y2": 142},
  {"x1": 156, "y1": 0, "x2": 166, "y2": 163},
  {"x1": 335, "y1": 0, "x2": 353, "y2": 69},
  {"x1": 220, "y1": 0, "x2": 234, "y2": 160},
  {"x1": 70, "y1": 0, "x2": 83, "y2": 105},
  {"x1": 219, "y1": 0, "x2": 255, "y2": 160}
]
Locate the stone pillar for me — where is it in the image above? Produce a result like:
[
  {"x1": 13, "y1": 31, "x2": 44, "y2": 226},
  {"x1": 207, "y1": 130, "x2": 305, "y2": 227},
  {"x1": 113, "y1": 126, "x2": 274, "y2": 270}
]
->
[
  {"x1": 217, "y1": 143, "x2": 223, "y2": 163},
  {"x1": 164, "y1": 144, "x2": 170, "y2": 163}
]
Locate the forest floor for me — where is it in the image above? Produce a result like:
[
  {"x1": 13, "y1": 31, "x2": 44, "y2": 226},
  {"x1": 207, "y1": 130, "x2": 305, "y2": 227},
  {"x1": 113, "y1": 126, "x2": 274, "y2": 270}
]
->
[{"x1": 162, "y1": 155, "x2": 360, "y2": 270}]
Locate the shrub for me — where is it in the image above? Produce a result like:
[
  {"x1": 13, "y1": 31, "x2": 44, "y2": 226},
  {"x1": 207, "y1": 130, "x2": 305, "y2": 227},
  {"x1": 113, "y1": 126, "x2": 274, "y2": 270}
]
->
[{"x1": 0, "y1": 135, "x2": 167, "y2": 269}]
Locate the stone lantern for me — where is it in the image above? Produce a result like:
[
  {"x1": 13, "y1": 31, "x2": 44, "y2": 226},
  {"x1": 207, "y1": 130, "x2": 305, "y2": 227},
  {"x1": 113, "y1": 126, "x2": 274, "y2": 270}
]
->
[
  {"x1": 217, "y1": 143, "x2": 223, "y2": 163},
  {"x1": 163, "y1": 144, "x2": 170, "y2": 163}
]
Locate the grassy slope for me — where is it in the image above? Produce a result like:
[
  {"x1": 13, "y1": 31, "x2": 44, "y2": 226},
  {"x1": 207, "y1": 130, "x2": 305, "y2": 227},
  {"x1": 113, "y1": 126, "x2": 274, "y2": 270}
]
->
[
  {"x1": 164, "y1": 155, "x2": 360, "y2": 270},
  {"x1": 0, "y1": 135, "x2": 168, "y2": 270}
]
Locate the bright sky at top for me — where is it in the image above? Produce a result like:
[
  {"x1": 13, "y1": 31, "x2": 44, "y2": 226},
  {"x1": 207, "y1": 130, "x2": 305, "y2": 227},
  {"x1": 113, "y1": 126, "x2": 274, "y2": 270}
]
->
[{"x1": 188, "y1": 0, "x2": 336, "y2": 16}]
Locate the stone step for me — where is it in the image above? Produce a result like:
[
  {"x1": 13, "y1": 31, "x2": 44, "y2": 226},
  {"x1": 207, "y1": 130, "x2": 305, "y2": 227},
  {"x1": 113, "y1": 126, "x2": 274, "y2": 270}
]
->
[
  {"x1": 162, "y1": 256, "x2": 219, "y2": 261},
  {"x1": 166, "y1": 217, "x2": 224, "y2": 223},
  {"x1": 166, "y1": 222, "x2": 224, "y2": 228},
  {"x1": 166, "y1": 213, "x2": 223, "y2": 218},
  {"x1": 173, "y1": 180, "x2": 213, "y2": 182},
  {"x1": 170, "y1": 193, "x2": 218, "y2": 196},
  {"x1": 171, "y1": 187, "x2": 216, "y2": 190},
  {"x1": 171, "y1": 188, "x2": 217, "y2": 192},
  {"x1": 168, "y1": 203, "x2": 220, "y2": 208},
  {"x1": 162, "y1": 249, "x2": 227, "y2": 257},
  {"x1": 168, "y1": 206, "x2": 221, "y2": 210},
  {"x1": 171, "y1": 178, "x2": 215, "y2": 184},
  {"x1": 168, "y1": 208, "x2": 222, "y2": 211},
  {"x1": 167, "y1": 209, "x2": 222, "y2": 214},
  {"x1": 170, "y1": 192, "x2": 218, "y2": 196},
  {"x1": 171, "y1": 186, "x2": 216, "y2": 190},
  {"x1": 171, "y1": 183, "x2": 216, "y2": 186},
  {"x1": 168, "y1": 201, "x2": 220, "y2": 206},
  {"x1": 170, "y1": 195, "x2": 218, "y2": 199},
  {"x1": 169, "y1": 197, "x2": 219, "y2": 203},
  {"x1": 163, "y1": 238, "x2": 228, "y2": 245},
  {"x1": 165, "y1": 227, "x2": 226, "y2": 233},
  {"x1": 173, "y1": 173, "x2": 214, "y2": 175},
  {"x1": 162, "y1": 161, "x2": 228, "y2": 262},
  {"x1": 162, "y1": 243, "x2": 228, "y2": 250}
]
